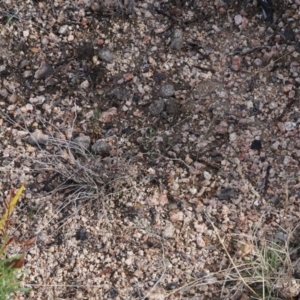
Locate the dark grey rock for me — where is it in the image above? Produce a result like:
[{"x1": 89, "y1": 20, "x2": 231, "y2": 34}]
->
[
  {"x1": 76, "y1": 228, "x2": 88, "y2": 241},
  {"x1": 92, "y1": 140, "x2": 111, "y2": 155},
  {"x1": 160, "y1": 84, "x2": 175, "y2": 97},
  {"x1": 19, "y1": 60, "x2": 30, "y2": 69},
  {"x1": 73, "y1": 135, "x2": 91, "y2": 152},
  {"x1": 110, "y1": 87, "x2": 129, "y2": 101},
  {"x1": 274, "y1": 231, "x2": 287, "y2": 242},
  {"x1": 282, "y1": 28, "x2": 295, "y2": 41},
  {"x1": 215, "y1": 188, "x2": 236, "y2": 200},
  {"x1": 149, "y1": 99, "x2": 165, "y2": 116},
  {"x1": 34, "y1": 61, "x2": 54, "y2": 80},
  {"x1": 0, "y1": 89, "x2": 8, "y2": 98},
  {"x1": 170, "y1": 38, "x2": 183, "y2": 50},
  {"x1": 153, "y1": 72, "x2": 166, "y2": 83},
  {"x1": 45, "y1": 77, "x2": 57, "y2": 86},
  {"x1": 250, "y1": 139, "x2": 262, "y2": 151},
  {"x1": 132, "y1": 93, "x2": 140, "y2": 103},
  {"x1": 270, "y1": 196, "x2": 280, "y2": 205},
  {"x1": 166, "y1": 99, "x2": 179, "y2": 115},
  {"x1": 99, "y1": 48, "x2": 114, "y2": 62}
]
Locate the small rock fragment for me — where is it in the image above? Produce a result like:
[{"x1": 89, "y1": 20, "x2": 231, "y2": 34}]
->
[
  {"x1": 234, "y1": 15, "x2": 243, "y2": 25},
  {"x1": 253, "y1": 58, "x2": 262, "y2": 66},
  {"x1": 215, "y1": 121, "x2": 228, "y2": 134},
  {"x1": 76, "y1": 228, "x2": 88, "y2": 241},
  {"x1": 107, "y1": 286, "x2": 118, "y2": 299},
  {"x1": 99, "y1": 48, "x2": 114, "y2": 62},
  {"x1": 73, "y1": 135, "x2": 91, "y2": 152},
  {"x1": 170, "y1": 29, "x2": 183, "y2": 50},
  {"x1": 45, "y1": 77, "x2": 57, "y2": 86},
  {"x1": 282, "y1": 28, "x2": 295, "y2": 41},
  {"x1": 231, "y1": 56, "x2": 242, "y2": 71},
  {"x1": 8, "y1": 94, "x2": 18, "y2": 104},
  {"x1": 250, "y1": 140, "x2": 262, "y2": 151},
  {"x1": 29, "y1": 95, "x2": 45, "y2": 105},
  {"x1": 91, "y1": 140, "x2": 111, "y2": 155},
  {"x1": 170, "y1": 38, "x2": 183, "y2": 50},
  {"x1": 173, "y1": 29, "x2": 183, "y2": 39},
  {"x1": 110, "y1": 87, "x2": 129, "y2": 101},
  {"x1": 19, "y1": 60, "x2": 30, "y2": 69},
  {"x1": 0, "y1": 89, "x2": 8, "y2": 98},
  {"x1": 90, "y1": 2, "x2": 100, "y2": 12},
  {"x1": 26, "y1": 129, "x2": 49, "y2": 146},
  {"x1": 270, "y1": 196, "x2": 280, "y2": 205},
  {"x1": 80, "y1": 80, "x2": 89, "y2": 89},
  {"x1": 160, "y1": 84, "x2": 175, "y2": 97},
  {"x1": 169, "y1": 209, "x2": 184, "y2": 222},
  {"x1": 285, "y1": 121, "x2": 296, "y2": 131},
  {"x1": 149, "y1": 99, "x2": 165, "y2": 116},
  {"x1": 196, "y1": 234, "x2": 206, "y2": 248},
  {"x1": 165, "y1": 99, "x2": 179, "y2": 115},
  {"x1": 144, "y1": 11, "x2": 152, "y2": 18},
  {"x1": 100, "y1": 107, "x2": 117, "y2": 123},
  {"x1": 163, "y1": 222, "x2": 175, "y2": 238},
  {"x1": 153, "y1": 72, "x2": 165, "y2": 83},
  {"x1": 34, "y1": 61, "x2": 54, "y2": 80},
  {"x1": 215, "y1": 188, "x2": 236, "y2": 200},
  {"x1": 23, "y1": 70, "x2": 32, "y2": 78},
  {"x1": 203, "y1": 171, "x2": 212, "y2": 181},
  {"x1": 58, "y1": 25, "x2": 68, "y2": 35},
  {"x1": 165, "y1": 283, "x2": 178, "y2": 291}
]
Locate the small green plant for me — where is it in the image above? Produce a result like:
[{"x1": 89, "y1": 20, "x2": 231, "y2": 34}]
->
[
  {"x1": 141, "y1": 127, "x2": 159, "y2": 158},
  {"x1": 0, "y1": 253, "x2": 29, "y2": 299},
  {"x1": 93, "y1": 108, "x2": 100, "y2": 120},
  {"x1": 0, "y1": 185, "x2": 34, "y2": 299},
  {"x1": 210, "y1": 219, "x2": 300, "y2": 300}
]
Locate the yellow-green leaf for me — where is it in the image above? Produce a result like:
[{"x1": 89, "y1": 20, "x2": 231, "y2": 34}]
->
[{"x1": 0, "y1": 185, "x2": 25, "y2": 234}]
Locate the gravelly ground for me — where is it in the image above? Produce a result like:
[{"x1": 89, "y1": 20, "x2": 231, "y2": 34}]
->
[{"x1": 1, "y1": 0, "x2": 300, "y2": 299}]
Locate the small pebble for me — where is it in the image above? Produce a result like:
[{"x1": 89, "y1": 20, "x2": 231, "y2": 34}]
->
[
  {"x1": 58, "y1": 25, "x2": 68, "y2": 35},
  {"x1": 163, "y1": 223, "x2": 175, "y2": 238},
  {"x1": 73, "y1": 135, "x2": 91, "y2": 152},
  {"x1": 91, "y1": 139, "x2": 111, "y2": 155},
  {"x1": 99, "y1": 48, "x2": 114, "y2": 62},
  {"x1": 234, "y1": 15, "x2": 243, "y2": 25},
  {"x1": 215, "y1": 188, "x2": 236, "y2": 200},
  {"x1": 285, "y1": 122, "x2": 296, "y2": 131},
  {"x1": 34, "y1": 61, "x2": 54, "y2": 80},
  {"x1": 149, "y1": 99, "x2": 165, "y2": 116},
  {"x1": 165, "y1": 99, "x2": 179, "y2": 115},
  {"x1": 153, "y1": 72, "x2": 165, "y2": 83},
  {"x1": 250, "y1": 140, "x2": 262, "y2": 151},
  {"x1": 170, "y1": 38, "x2": 183, "y2": 50},
  {"x1": 160, "y1": 84, "x2": 175, "y2": 97},
  {"x1": 76, "y1": 228, "x2": 88, "y2": 241},
  {"x1": 8, "y1": 94, "x2": 18, "y2": 104},
  {"x1": 270, "y1": 196, "x2": 280, "y2": 205}
]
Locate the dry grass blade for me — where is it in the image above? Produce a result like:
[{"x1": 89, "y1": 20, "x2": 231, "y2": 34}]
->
[{"x1": 206, "y1": 214, "x2": 262, "y2": 299}]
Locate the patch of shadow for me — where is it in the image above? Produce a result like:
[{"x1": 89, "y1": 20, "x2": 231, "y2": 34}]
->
[
  {"x1": 76, "y1": 42, "x2": 94, "y2": 60},
  {"x1": 89, "y1": 65, "x2": 106, "y2": 86}
]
